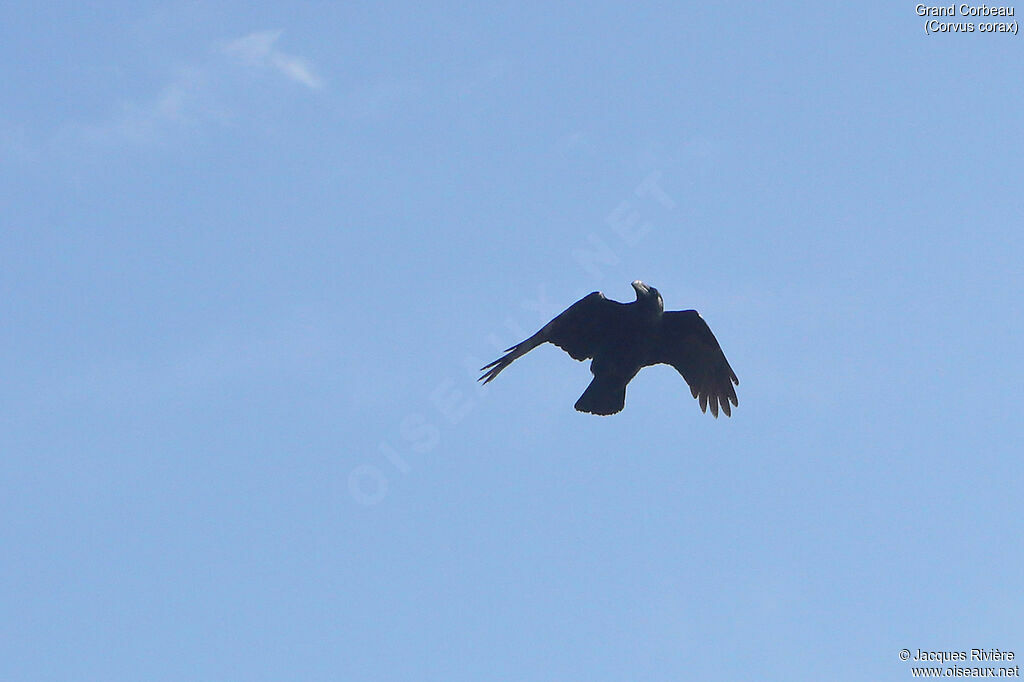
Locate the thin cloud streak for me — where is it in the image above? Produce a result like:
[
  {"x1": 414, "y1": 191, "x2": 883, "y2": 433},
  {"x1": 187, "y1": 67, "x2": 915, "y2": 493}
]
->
[
  {"x1": 34, "y1": 29, "x2": 323, "y2": 153},
  {"x1": 222, "y1": 30, "x2": 324, "y2": 89},
  {"x1": 50, "y1": 65, "x2": 222, "y2": 150}
]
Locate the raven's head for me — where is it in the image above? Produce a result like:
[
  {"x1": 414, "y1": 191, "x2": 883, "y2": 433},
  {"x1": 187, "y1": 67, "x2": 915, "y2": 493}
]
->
[{"x1": 631, "y1": 280, "x2": 664, "y2": 315}]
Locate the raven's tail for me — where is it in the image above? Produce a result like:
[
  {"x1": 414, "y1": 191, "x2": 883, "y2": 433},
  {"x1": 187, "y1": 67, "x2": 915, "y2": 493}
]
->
[{"x1": 574, "y1": 375, "x2": 627, "y2": 416}]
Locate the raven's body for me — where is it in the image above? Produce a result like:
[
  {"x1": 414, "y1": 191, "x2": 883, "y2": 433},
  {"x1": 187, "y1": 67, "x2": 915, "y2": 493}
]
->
[{"x1": 480, "y1": 281, "x2": 738, "y2": 416}]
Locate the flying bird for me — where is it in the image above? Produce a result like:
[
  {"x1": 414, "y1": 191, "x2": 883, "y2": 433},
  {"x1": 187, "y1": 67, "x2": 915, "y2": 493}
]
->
[{"x1": 480, "y1": 281, "x2": 739, "y2": 416}]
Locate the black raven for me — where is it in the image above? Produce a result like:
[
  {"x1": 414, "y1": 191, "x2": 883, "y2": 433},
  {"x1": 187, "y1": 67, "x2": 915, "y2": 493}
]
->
[{"x1": 480, "y1": 281, "x2": 739, "y2": 416}]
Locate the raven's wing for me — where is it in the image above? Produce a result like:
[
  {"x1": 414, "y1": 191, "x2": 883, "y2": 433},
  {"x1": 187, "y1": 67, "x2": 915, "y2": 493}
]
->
[
  {"x1": 479, "y1": 292, "x2": 622, "y2": 384},
  {"x1": 653, "y1": 310, "x2": 739, "y2": 417}
]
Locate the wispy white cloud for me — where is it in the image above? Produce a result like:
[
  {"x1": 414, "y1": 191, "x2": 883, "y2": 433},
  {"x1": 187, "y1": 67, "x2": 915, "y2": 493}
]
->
[
  {"x1": 48, "y1": 65, "x2": 224, "y2": 151},
  {"x1": 222, "y1": 30, "x2": 323, "y2": 89},
  {"x1": 21, "y1": 29, "x2": 325, "y2": 155}
]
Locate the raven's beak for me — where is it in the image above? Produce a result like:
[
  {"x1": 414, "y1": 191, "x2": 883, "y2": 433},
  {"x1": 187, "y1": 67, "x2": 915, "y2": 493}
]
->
[{"x1": 631, "y1": 280, "x2": 649, "y2": 295}]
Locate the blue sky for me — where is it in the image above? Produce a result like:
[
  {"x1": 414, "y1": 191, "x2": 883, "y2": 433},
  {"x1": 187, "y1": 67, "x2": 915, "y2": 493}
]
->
[{"x1": 2, "y1": 3, "x2": 1022, "y2": 680}]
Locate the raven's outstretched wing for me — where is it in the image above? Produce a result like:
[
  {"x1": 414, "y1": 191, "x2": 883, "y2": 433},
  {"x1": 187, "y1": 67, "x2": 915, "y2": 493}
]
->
[
  {"x1": 479, "y1": 292, "x2": 621, "y2": 384},
  {"x1": 653, "y1": 310, "x2": 739, "y2": 417}
]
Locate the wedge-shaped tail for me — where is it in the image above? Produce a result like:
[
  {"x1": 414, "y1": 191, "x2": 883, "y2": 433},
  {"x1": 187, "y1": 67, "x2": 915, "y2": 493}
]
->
[{"x1": 573, "y1": 375, "x2": 628, "y2": 416}]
